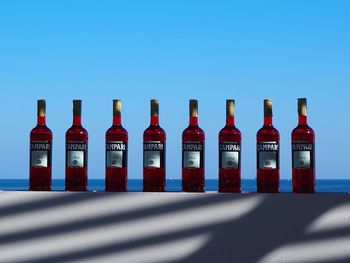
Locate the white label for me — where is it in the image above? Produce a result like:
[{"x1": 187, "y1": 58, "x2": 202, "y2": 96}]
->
[
  {"x1": 184, "y1": 151, "x2": 200, "y2": 168},
  {"x1": 107, "y1": 151, "x2": 123, "y2": 168},
  {"x1": 143, "y1": 141, "x2": 164, "y2": 168},
  {"x1": 259, "y1": 152, "x2": 277, "y2": 169},
  {"x1": 144, "y1": 151, "x2": 161, "y2": 168},
  {"x1": 222, "y1": 151, "x2": 239, "y2": 169},
  {"x1": 293, "y1": 151, "x2": 311, "y2": 168},
  {"x1": 257, "y1": 141, "x2": 279, "y2": 169},
  {"x1": 220, "y1": 142, "x2": 240, "y2": 169},
  {"x1": 67, "y1": 151, "x2": 84, "y2": 168},
  {"x1": 106, "y1": 141, "x2": 126, "y2": 168},
  {"x1": 31, "y1": 151, "x2": 48, "y2": 167},
  {"x1": 292, "y1": 141, "x2": 313, "y2": 169}
]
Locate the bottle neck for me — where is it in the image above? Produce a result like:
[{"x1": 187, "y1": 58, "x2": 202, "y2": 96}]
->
[
  {"x1": 37, "y1": 116, "x2": 46, "y2": 126},
  {"x1": 264, "y1": 116, "x2": 273, "y2": 126},
  {"x1": 226, "y1": 116, "x2": 234, "y2": 126},
  {"x1": 298, "y1": 115, "x2": 307, "y2": 125},
  {"x1": 189, "y1": 116, "x2": 198, "y2": 126},
  {"x1": 113, "y1": 116, "x2": 121, "y2": 126},
  {"x1": 150, "y1": 115, "x2": 159, "y2": 126},
  {"x1": 73, "y1": 115, "x2": 82, "y2": 126}
]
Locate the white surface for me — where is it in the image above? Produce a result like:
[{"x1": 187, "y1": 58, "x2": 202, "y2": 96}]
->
[{"x1": 0, "y1": 192, "x2": 349, "y2": 263}]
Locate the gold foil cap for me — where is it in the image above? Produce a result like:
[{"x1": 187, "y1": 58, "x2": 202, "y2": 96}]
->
[
  {"x1": 73, "y1": 100, "x2": 82, "y2": 116},
  {"x1": 226, "y1": 99, "x2": 235, "y2": 117},
  {"x1": 264, "y1": 99, "x2": 273, "y2": 117},
  {"x1": 150, "y1": 99, "x2": 159, "y2": 116},
  {"x1": 113, "y1": 99, "x2": 122, "y2": 116},
  {"x1": 37, "y1": 99, "x2": 46, "y2": 117},
  {"x1": 298, "y1": 98, "x2": 307, "y2": 116},
  {"x1": 189, "y1": 99, "x2": 198, "y2": 117}
]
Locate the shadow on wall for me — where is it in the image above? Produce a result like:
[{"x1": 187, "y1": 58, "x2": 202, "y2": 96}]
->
[{"x1": 0, "y1": 192, "x2": 349, "y2": 263}]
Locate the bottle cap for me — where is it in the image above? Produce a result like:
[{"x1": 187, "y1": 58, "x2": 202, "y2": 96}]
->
[
  {"x1": 150, "y1": 99, "x2": 159, "y2": 116},
  {"x1": 189, "y1": 99, "x2": 198, "y2": 117},
  {"x1": 113, "y1": 99, "x2": 122, "y2": 116},
  {"x1": 73, "y1": 100, "x2": 82, "y2": 116},
  {"x1": 298, "y1": 98, "x2": 307, "y2": 116},
  {"x1": 264, "y1": 99, "x2": 273, "y2": 117},
  {"x1": 37, "y1": 99, "x2": 46, "y2": 117},
  {"x1": 226, "y1": 99, "x2": 235, "y2": 117}
]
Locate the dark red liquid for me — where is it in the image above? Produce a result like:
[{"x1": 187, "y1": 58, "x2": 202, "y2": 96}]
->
[
  {"x1": 143, "y1": 116, "x2": 166, "y2": 192},
  {"x1": 105, "y1": 116, "x2": 128, "y2": 192},
  {"x1": 292, "y1": 115, "x2": 315, "y2": 193},
  {"x1": 257, "y1": 116, "x2": 280, "y2": 193},
  {"x1": 219, "y1": 116, "x2": 241, "y2": 193},
  {"x1": 182, "y1": 116, "x2": 205, "y2": 192},
  {"x1": 65, "y1": 116, "x2": 88, "y2": 191},
  {"x1": 29, "y1": 116, "x2": 52, "y2": 191}
]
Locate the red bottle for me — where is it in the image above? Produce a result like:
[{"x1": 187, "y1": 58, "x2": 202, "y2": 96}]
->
[
  {"x1": 105, "y1": 100, "x2": 128, "y2": 192},
  {"x1": 143, "y1": 99, "x2": 166, "y2": 192},
  {"x1": 219, "y1": 99, "x2": 241, "y2": 193},
  {"x1": 29, "y1": 99, "x2": 53, "y2": 191},
  {"x1": 292, "y1": 98, "x2": 315, "y2": 193},
  {"x1": 65, "y1": 100, "x2": 88, "y2": 191},
  {"x1": 182, "y1": 99, "x2": 205, "y2": 192},
  {"x1": 257, "y1": 99, "x2": 280, "y2": 193}
]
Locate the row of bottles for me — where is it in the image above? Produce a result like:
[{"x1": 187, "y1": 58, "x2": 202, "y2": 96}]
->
[{"x1": 30, "y1": 98, "x2": 315, "y2": 193}]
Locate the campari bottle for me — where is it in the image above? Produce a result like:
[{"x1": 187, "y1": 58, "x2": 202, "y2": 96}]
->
[
  {"x1": 218, "y1": 99, "x2": 242, "y2": 193},
  {"x1": 143, "y1": 99, "x2": 166, "y2": 192},
  {"x1": 105, "y1": 100, "x2": 128, "y2": 192},
  {"x1": 65, "y1": 100, "x2": 88, "y2": 191},
  {"x1": 257, "y1": 99, "x2": 280, "y2": 193},
  {"x1": 29, "y1": 99, "x2": 53, "y2": 191},
  {"x1": 182, "y1": 99, "x2": 205, "y2": 192},
  {"x1": 292, "y1": 98, "x2": 315, "y2": 193}
]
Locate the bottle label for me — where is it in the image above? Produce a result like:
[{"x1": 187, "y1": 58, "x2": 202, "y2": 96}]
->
[
  {"x1": 106, "y1": 141, "x2": 127, "y2": 168},
  {"x1": 257, "y1": 142, "x2": 279, "y2": 169},
  {"x1": 183, "y1": 141, "x2": 204, "y2": 168},
  {"x1": 292, "y1": 141, "x2": 314, "y2": 169},
  {"x1": 30, "y1": 141, "x2": 51, "y2": 168},
  {"x1": 143, "y1": 141, "x2": 165, "y2": 168},
  {"x1": 66, "y1": 141, "x2": 87, "y2": 168},
  {"x1": 219, "y1": 142, "x2": 240, "y2": 169}
]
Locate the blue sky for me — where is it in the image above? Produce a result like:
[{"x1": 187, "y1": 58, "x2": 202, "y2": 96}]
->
[{"x1": 0, "y1": 1, "x2": 349, "y2": 179}]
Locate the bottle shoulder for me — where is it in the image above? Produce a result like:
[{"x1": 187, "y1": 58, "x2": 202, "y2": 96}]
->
[
  {"x1": 257, "y1": 125, "x2": 279, "y2": 141},
  {"x1": 219, "y1": 125, "x2": 241, "y2": 136},
  {"x1": 219, "y1": 126, "x2": 241, "y2": 142},
  {"x1": 292, "y1": 124, "x2": 315, "y2": 141},
  {"x1": 292, "y1": 124, "x2": 315, "y2": 135},
  {"x1": 144, "y1": 125, "x2": 166, "y2": 135},
  {"x1": 106, "y1": 125, "x2": 128, "y2": 141},
  {"x1": 106, "y1": 125, "x2": 128, "y2": 136},
  {"x1": 257, "y1": 125, "x2": 279, "y2": 135},
  {"x1": 30, "y1": 125, "x2": 52, "y2": 140},
  {"x1": 182, "y1": 125, "x2": 205, "y2": 142},
  {"x1": 66, "y1": 125, "x2": 88, "y2": 137},
  {"x1": 144, "y1": 125, "x2": 166, "y2": 141},
  {"x1": 183, "y1": 125, "x2": 205, "y2": 135}
]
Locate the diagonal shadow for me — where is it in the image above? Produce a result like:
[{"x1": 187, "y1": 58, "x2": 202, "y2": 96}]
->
[
  {"x1": 13, "y1": 221, "x2": 231, "y2": 263},
  {"x1": 173, "y1": 193, "x2": 350, "y2": 263},
  {"x1": 0, "y1": 193, "x2": 242, "y2": 247},
  {"x1": 3, "y1": 193, "x2": 350, "y2": 263},
  {"x1": 0, "y1": 193, "x2": 350, "y2": 263},
  {"x1": 0, "y1": 192, "x2": 110, "y2": 219},
  {"x1": 16, "y1": 209, "x2": 350, "y2": 263}
]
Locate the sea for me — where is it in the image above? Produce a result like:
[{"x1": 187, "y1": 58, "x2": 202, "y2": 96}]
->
[{"x1": 1, "y1": 179, "x2": 350, "y2": 193}]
